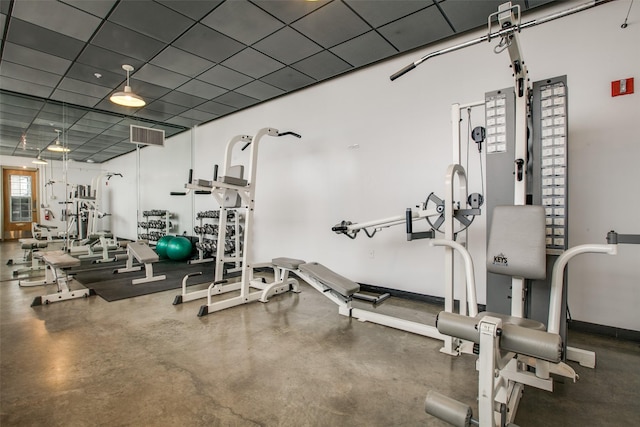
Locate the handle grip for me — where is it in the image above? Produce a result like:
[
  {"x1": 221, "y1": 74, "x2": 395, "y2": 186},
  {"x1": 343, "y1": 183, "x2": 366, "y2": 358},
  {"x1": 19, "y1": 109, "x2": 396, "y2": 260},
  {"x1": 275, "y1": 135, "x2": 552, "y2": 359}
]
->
[{"x1": 390, "y1": 63, "x2": 416, "y2": 81}]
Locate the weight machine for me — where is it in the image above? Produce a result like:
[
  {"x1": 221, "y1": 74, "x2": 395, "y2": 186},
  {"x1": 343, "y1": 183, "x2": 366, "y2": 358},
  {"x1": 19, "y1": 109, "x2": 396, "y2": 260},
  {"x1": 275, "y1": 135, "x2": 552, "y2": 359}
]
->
[
  {"x1": 390, "y1": 1, "x2": 629, "y2": 425},
  {"x1": 170, "y1": 127, "x2": 303, "y2": 315},
  {"x1": 333, "y1": 164, "x2": 482, "y2": 355},
  {"x1": 65, "y1": 172, "x2": 123, "y2": 261}
]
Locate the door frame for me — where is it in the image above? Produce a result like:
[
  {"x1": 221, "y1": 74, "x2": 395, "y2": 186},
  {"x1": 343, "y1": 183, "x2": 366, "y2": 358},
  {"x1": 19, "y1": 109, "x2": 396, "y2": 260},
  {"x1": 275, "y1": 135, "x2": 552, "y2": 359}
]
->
[{"x1": 1, "y1": 166, "x2": 40, "y2": 241}]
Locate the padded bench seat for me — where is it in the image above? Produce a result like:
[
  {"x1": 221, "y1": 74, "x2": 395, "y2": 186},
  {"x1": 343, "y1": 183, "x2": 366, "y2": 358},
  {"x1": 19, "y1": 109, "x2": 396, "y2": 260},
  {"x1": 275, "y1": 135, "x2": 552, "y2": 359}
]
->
[
  {"x1": 127, "y1": 241, "x2": 159, "y2": 263},
  {"x1": 42, "y1": 251, "x2": 81, "y2": 269},
  {"x1": 299, "y1": 262, "x2": 360, "y2": 298}
]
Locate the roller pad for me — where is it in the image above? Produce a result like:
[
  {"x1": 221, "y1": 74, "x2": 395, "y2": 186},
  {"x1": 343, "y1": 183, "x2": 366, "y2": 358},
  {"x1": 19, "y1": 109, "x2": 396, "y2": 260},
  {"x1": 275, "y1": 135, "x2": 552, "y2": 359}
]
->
[
  {"x1": 425, "y1": 390, "x2": 472, "y2": 427},
  {"x1": 501, "y1": 324, "x2": 562, "y2": 363},
  {"x1": 298, "y1": 262, "x2": 360, "y2": 298}
]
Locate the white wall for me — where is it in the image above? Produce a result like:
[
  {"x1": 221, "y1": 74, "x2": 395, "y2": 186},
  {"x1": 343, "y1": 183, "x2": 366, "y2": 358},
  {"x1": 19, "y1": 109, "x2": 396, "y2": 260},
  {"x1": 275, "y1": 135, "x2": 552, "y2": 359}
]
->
[
  {"x1": 106, "y1": 131, "x2": 193, "y2": 240},
  {"x1": 104, "y1": 1, "x2": 639, "y2": 331},
  {"x1": 1, "y1": 155, "x2": 104, "y2": 235}
]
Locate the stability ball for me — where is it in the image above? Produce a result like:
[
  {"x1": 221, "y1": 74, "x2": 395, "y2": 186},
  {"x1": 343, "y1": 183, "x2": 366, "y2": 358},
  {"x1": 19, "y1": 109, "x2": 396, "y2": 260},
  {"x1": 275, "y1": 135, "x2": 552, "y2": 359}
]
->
[
  {"x1": 155, "y1": 235, "x2": 175, "y2": 259},
  {"x1": 166, "y1": 236, "x2": 192, "y2": 261}
]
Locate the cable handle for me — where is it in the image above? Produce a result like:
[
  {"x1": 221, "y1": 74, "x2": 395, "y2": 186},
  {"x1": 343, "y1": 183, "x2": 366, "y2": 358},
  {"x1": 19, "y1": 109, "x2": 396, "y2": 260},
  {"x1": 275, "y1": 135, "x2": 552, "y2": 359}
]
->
[{"x1": 277, "y1": 131, "x2": 302, "y2": 138}]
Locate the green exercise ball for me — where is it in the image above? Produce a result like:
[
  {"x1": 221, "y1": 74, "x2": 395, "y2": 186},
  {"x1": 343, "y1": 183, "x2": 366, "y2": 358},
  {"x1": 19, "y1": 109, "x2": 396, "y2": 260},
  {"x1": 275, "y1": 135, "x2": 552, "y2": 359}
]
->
[
  {"x1": 166, "y1": 236, "x2": 192, "y2": 261},
  {"x1": 155, "y1": 235, "x2": 175, "y2": 259}
]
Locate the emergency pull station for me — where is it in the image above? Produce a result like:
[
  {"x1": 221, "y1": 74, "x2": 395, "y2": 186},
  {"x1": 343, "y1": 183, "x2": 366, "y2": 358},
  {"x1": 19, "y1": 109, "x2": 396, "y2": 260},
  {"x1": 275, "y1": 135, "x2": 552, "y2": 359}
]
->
[{"x1": 611, "y1": 78, "x2": 634, "y2": 97}]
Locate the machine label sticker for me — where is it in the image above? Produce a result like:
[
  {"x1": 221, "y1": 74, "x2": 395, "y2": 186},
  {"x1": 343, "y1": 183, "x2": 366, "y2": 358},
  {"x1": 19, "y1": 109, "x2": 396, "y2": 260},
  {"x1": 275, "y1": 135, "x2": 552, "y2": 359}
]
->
[{"x1": 492, "y1": 253, "x2": 508, "y2": 267}]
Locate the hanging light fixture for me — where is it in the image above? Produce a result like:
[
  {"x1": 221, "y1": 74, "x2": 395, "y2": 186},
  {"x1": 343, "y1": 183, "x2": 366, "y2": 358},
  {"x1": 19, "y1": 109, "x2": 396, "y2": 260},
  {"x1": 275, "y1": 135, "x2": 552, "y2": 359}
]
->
[
  {"x1": 110, "y1": 64, "x2": 145, "y2": 107},
  {"x1": 47, "y1": 129, "x2": 70, "y2": 153},
  {"x1": 32, "y1": 150, "x2": 48, "y2": 165}
]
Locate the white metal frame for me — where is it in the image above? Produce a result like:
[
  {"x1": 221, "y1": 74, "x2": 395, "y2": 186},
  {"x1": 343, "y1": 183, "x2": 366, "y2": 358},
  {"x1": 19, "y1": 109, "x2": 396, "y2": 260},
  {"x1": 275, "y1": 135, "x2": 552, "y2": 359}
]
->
[{"x1": 170, "y1": 128, "x2": 300, "y2": 314}]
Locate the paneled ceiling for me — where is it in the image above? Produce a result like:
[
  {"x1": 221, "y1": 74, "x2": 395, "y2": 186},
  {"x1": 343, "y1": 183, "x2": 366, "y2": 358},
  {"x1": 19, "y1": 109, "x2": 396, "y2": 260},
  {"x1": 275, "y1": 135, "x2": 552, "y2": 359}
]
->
[{"x1": 0, "y1": 0, "x2": 553, "y2": 163}]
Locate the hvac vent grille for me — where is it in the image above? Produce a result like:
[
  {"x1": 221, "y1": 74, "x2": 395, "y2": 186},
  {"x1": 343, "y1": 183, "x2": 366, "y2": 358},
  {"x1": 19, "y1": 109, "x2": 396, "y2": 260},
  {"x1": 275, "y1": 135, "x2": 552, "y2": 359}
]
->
[{"x1": 130, "y1": 125, "x2": 165, "y2": 146}]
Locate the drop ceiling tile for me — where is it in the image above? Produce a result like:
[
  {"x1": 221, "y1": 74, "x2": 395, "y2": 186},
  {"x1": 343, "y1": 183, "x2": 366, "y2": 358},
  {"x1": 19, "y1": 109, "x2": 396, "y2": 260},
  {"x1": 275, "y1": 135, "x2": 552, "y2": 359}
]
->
[
  {"x1": 92, "y1": 21, "x2": 165, "y2": 61},
  {"x1": 0, "y1": 77, "x2": 54, "y2": 98},
  {"x1": 252, "y1": 0, "x2": 330, "y2": 24},
  {"x1": 0, "y1": 93, "x2": 46, "y2": 110},
  {"x1": 378, "y1": 6, "x2": 453, "y2": 52},
  {"x1": 60, "y1": 0, "x2": 117, "y2": 18},
  {"x1": 201, "y1": 0, "x2": 283, "y2": 45},
  {"x1": 77, "y1": 44, "x2": 145, "y2": 76},
  {"x1": 83, "y1": 111, "x2": 125, "y2": 125},
  {"x1": 58, "y1": 77, "x2": 112, "y2": 99},
  {"x1": 2, "y1": 42, "x2": 72, "y2": 75},
  {"x1": 178, "y1": 109, "x2": 217, "y2": 122},
  {"x1": 1, "y1": 104, "x2": 39, "y2": 120},
  {"x1": 253, "y1": 27, "x2": 322, "y2": 65},
  {"x1": 66, "y1": 62, "x2": 125, "y2": 89},
  {"x1": 292, "y1": 1, "x2": 370, "y2": 48},
  {"x1": 173, "y1": 24, "x2": 244, "y2": 63},
  {"x1": 108, "y1": 1, "x2": 194, "y2": 43},
  {"x1": 6, "y1": 18, "x2": 85, "y2": 60},
  {"x1": 166, "y1": 116, "x2": 198, "y2": 128},
  {"x1": 129, "y1": 80, "x2": 173, "y2": 100},
  {"x1": 1, "y1": 62, "x2": 62, "y2": 87},
  {"x1": 51, "y1": 89, "x2": 101, "y2": 108},
  {"x1": 438, "y1": 0, "x2": 504, "y2": 32},
  {"x1": 197, "y1": 66, "x2": 253, "y2": 90},
  {"x1": 0, "y1": 112, "x2": 33, "y2": 126},
  {"x1": 102, "y1": 127, "x2": 130, "y2": 138},
  {"x1": 194, "y1": 101, "x2": 236, "y2": 116},
  {"x1": 177, "y1": 80, "x2": 227, "y2": 99},
  {"x1": 0, "y1": 14, "x2": 6, "y2": 38},
  {"x1": 213, "y1": 92, "x2": 258, "y2": 109},
  {"x1": 145, "y1": 100, "x2": 189, "y2": 116},
  {"x1": 235, "y1": 80, "x2": 284, "y2": 101},
  {"x1": 12, "y1": 0, "x2": 101, "y2": 41},
  {"x1": 70, "y1": 122, "x2": 107, "y2": 134},
  {"x1": 151, "y1": 46, "x2": 215, "y2": 78},
  {"x1": 222, "y1": 48, "x2": 284, "y2": 79},
  {"x1": 330, "y1": 31, "x2": 398, "y2": 68},
  {"x1": 134, "y1": 63, "x2": 191, "y2": 89},
  {"x1": 159, "y1": 91, "x2": 208, "y2": 108},
  {"x1": 134, "y1": 109, "x2": 174, "y2": 122},
  {"x1": 157, "y1": 0, "x2": 223, "y2": 20},
  {"x1": 291, "y1": 51, "x2": 352, "y2": 81},
  {"x1": 344, "y1": 0, "x2": 431, "y2": 28}
]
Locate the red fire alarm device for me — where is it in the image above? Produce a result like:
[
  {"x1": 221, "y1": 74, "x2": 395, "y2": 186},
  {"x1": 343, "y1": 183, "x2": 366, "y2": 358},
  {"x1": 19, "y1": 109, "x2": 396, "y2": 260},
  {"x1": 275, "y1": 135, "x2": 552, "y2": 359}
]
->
[{"x1": 611, "y1": 78, "x2": 634, "y2": 97}]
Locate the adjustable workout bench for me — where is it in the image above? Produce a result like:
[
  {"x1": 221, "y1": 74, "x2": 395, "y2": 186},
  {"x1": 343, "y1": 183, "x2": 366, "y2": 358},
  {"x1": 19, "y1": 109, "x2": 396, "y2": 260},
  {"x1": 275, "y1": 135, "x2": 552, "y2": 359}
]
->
[
  {"x1": 9, "y1": 238, "x2": 49, "y2": 277},
  {"x1": 28, "y1": 251, "x2": 96, "y2": 306},
  {"x1": 114, "y1": 241, "x2": 166, "y2": 285},
  {"x1": 260, "y1": 257, "x2": 362, "y2": 310}
]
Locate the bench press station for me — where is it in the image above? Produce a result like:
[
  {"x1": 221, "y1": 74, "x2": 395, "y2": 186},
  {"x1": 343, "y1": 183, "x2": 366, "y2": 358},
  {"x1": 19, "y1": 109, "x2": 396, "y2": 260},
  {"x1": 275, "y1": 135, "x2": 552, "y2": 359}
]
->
[
  {"x1": 8, "y1": 238, "x2": 49, "y2": 277},
  {"x1": 26, "y1": 251, "x2": 95, "y2": 306},
  {"x1": 114, "y1": 241, "x2": 166, "y2": 285}
]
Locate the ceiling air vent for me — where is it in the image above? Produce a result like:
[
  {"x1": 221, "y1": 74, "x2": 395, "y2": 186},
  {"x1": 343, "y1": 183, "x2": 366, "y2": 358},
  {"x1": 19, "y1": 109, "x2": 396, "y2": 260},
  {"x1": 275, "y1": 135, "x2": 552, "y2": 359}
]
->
[{"x1": 130, "y1": 125, "x2": 165, "y2": 146}]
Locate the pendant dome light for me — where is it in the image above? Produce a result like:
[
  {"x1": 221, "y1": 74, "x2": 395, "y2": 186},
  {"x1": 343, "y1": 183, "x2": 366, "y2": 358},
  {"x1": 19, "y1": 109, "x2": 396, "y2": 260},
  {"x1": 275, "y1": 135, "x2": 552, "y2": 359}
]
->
[
  {"x1": 47, "y1": 129, "x2": 70, "y2": 153},
  {"x1": 110, "y1": 64, "x2": 145, "y2": 107},
  {"x1": 32, "y1": 149, "x2": 48, "y2": 165}
]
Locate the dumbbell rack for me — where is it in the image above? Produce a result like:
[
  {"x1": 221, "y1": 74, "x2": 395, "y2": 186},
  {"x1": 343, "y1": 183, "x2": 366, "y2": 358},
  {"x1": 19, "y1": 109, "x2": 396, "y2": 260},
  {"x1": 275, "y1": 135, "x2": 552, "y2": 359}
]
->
[
  {"x1": 190, "y1": 209, "x2": 243, "y2": 267},
  {"x1": 138, "y1": 210, "x2": 174, "y2": 245}
]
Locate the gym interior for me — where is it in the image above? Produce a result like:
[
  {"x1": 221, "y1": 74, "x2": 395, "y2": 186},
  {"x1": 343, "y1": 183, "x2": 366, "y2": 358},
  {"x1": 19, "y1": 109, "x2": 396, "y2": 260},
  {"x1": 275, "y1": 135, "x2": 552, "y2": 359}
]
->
[{"x1": 1, "y1": 1, "x2": 638, "y2": 426}]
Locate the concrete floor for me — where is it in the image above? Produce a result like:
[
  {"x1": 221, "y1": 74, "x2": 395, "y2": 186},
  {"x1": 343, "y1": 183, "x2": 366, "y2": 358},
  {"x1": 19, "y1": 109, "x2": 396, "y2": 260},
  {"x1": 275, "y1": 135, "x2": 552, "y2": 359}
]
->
[{"x1": 1, "y1": 240, "x2": 639, "y2": 426}]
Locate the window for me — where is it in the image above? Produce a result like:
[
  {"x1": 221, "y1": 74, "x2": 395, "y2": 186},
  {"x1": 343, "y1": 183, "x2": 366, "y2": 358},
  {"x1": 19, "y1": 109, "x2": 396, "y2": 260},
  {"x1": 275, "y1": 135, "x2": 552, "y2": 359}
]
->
[{"x1": 10, "y1": 175, "x2": 32, "y2": 222}]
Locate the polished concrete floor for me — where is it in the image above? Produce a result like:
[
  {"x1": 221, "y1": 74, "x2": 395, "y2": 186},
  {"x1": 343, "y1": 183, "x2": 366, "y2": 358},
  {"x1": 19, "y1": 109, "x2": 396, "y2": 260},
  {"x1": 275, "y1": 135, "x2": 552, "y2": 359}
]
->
[{"x1": 1, "y1": 240, "x2": 639, "y2": 426}]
